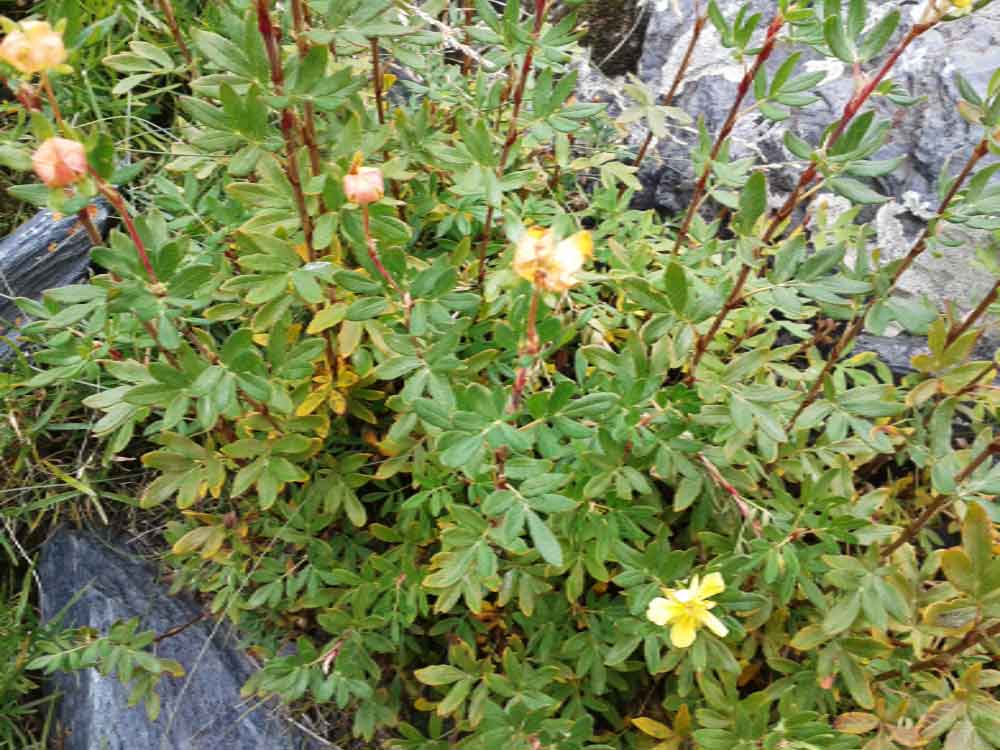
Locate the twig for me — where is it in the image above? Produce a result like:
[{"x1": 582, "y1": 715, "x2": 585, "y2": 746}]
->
[
  {"x1": 255, "y1": 0, "x2": 315, "y2": 259},
  {"x1": 945, "y1": 277, "x2": 1000, "y2": 348},
  {"x1": 783, "y1": 138, "x2": 990, "y2": 431},
  {"x1": 477, "y1": 0, "x2": 547, "y2": 289},
  {"x1": 672, "y1": 12, "x2": 785, "y2": 254},
  {"x1": 881, "y1": 436, "x2": 1000, "y2": 559},
  {"x1": 156, "y1": 0, "x2": 196, "y2": 71},
  {"x1": 875, "y1": 620, "x2": 1000, "y2": 683},
  {"x1": 686, "y1": 19, "x2": 938, "y2": 383},
  {"x1": 625, "y1": 6, "x2": 706, "y2": 189}
]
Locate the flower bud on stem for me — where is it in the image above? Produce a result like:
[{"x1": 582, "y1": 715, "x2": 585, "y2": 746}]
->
[{"x1": 361, "y1": 203, "x2": 411, "y2": 322}]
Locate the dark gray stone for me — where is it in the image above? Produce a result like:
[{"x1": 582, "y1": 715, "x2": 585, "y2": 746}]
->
[
  {"x1": 38, "y1": 528, "x2": 316, "y2": 750},
  {"x1": 0, "y1": 203, "x2": 111, "y2": 356},
  {"x1": 855, "y1": 332, "x2": 999, "y2": 377}
]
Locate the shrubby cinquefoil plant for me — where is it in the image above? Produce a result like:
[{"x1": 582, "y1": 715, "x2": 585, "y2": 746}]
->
[{"x1": 3, "y1": 0, "x2": 1000, "y2": 747}]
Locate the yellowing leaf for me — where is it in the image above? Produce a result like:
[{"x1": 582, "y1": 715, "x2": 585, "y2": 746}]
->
[
  {"x1": 307, "y1": 303, "x2": 347, "y2": 334},
  {"x1": 172, "y1": 525, "x2": 219, "y2": 556},
  {"x1": 327, "y1": 389, "x2": 347, "y2": 415},
  {"x1": 296, "y1": 387, "x2": 329, "y2": 417},
  {"x1": 632, "y1": 717, "x2": 674, "y2": 739},
  {"x1": 834, "y1": 712, "x2": 880, "y2": 734}
]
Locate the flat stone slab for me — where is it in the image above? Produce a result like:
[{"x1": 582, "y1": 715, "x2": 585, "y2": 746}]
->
[{"x1": 39, "y1": 528, "x2": 315, "y2": 750}]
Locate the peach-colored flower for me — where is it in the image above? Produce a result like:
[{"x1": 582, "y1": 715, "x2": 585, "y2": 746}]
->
[
  {"x1": 343, "y1": 166, "x2": 384, "y2": 205},
  {"x1": 0, "y1": 20, "x2": 66, "y2": 75},
  {"x1": 513, "y1": 227, "x2": 592, "y2": 293},
  {"x1": 32, "y1": 137, "x2": 87, "y2": 188}
]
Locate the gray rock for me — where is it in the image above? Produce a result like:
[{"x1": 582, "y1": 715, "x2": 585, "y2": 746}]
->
[
  {"x1": 576, "y1": 1, "x2": 1000, "y2": 320},
  {"x1": 0, "y1": 204, "x2": 111, "y2": 357},
  {"x1": 854, "y1": 331, "x2": 998, "y2": 377},
  {"x1": 38, "y1": 528, "x2": 316, "y2": 750},
  {"x1": 632, "y1": 1, "x2": 1000, "y2": 211}
]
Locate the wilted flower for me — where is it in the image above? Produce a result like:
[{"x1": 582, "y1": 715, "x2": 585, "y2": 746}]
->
[
  {"x1": 646, "y1": 573, "x2": 728, "y2": 648},
  {"x1": 512, "y1": 227, "x2": 592, "y2": 293},
  {"x1": 0, "y1": 20, "x2": 66, "y2": 75},
  {"x1": 32, "y1": 137, "x2": 87, "y2": 188},
  {"x1": 343, "y1": 165, "x2": 385, "y2": 206}
]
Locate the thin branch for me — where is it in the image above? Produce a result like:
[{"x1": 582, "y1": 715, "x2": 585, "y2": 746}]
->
[
  {"x1": 881, "y1": 437, "x2": 1000, "y2": 559},
  {"x1": 671, "y1": 12, "x2": 785, "y2": 254},
  {"x1": 477, "y1": 0, "x2": 547, "y2": 289},
  {"x1": 784, "y1": 138, "x2": 990, "y2": 431}
]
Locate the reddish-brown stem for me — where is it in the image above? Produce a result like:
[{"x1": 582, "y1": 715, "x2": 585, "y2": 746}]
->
[
  {"x1": 77, "y1": 209, "x2": 102, "y2": 246},
  {"x1": 672, "y1": 13, "x2": 785, "y2": 255},
  {"x1": 688, "y1": 19, "x2": 941, "y2": 383},
  {"x1": 462, "y1": 1, "x2": 475, "y2": 77},
  {"x1": 94, "y1": 179, "x2": 159, "y2": 284},
  {"x1": 477, "y1": 0, "x2": 547, "y2": 288},
  {"x1": 881, "y1": 437, "x2": 1000, "y2": 559},
  {"x1": 40, "y1": 72, "x2": 64, "y2": 130},
  {"x1": 280, "y1": 109, "x2": 315, "y2": 257},
  {"x1": 946, "y1": 278, "x2": 999, "y2": 349},
  {"x1": 290, "y1": 0, "x2": 324, "y2": 183},
  {"x1": 508, "y1": 283, "x2": 542, "y2": 412},
  {"x1": 256, "y1": 0, "x2": 284, "y2": 92},
  {"x1": 698, "y1": 453, "x2": 761, "y2": 536},
  {"x1": 875, "y1": 620, "x2": 1000, "y2": 683},
  {"x1": 153, "y1": 612, "x2": 209, "y2": 644},
  {"x1": 629, "y1": 10, "x2": 707, "y2": 173},
  {"x1": 956, "y1": 361, "x2": 997, "y2": 399},
  {"x1": 762, "y1": 23, "x2": 934, "y2": 244},
  {"x1": 361, "y1": 204, "x2": 410, "y2": 323},
  {"x1": 256, "y1": 0, "x2": 315, "y2": 259},
  {"x1": 155, "y1": 0, "x2": 195, "y2": 71},
  {"x1": 371, "y1": 37, "x2": 385, "y2": 126},
  {"x1": 784, "y1": 138, "x2": 989, "y2": 431}
]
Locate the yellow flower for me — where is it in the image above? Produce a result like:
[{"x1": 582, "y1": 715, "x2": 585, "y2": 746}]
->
[
  {"x1": 951, "y1": 0, "x2": 972, "y2": 8},
  {"x1": 646, "y1": 572, "x2": 728, "y2": 648},
  {"x1": 0, "y1": 20, "x2": 66, "y2": 75},
  {"x1": 512, "y1": 227, "x2": 592, "y2": 293}
]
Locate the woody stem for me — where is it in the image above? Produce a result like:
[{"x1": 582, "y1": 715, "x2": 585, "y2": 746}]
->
[
  {"x1": 40, "y1": 72, "x2": 65, "y2": 130},
  {"x1": 477, "y1": 0, "x2": 547, "y2": 289},
  {"x1": 508, "y1": 283, "x2": 542, "y2": 412}
]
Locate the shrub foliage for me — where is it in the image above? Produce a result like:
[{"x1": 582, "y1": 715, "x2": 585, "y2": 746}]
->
[{"x1": 3, "y1": 0, "x2": 1000, "y2": 748}]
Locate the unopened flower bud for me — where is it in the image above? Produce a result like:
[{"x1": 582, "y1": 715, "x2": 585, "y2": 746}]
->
[
  {"x1": 32, "y1": 137, "x2": 87, "y2": 188},
  {"x1": 0, "y1": 20, "x2": 66, "y2": 75},
  {"x1": 513, "y1": 227, "x2": 593, "y2": 292},
  {"x1": 343, "y1": 166, "x2": 384, "y2": 206}
]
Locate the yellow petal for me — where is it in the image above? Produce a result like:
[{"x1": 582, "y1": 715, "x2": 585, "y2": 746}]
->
[
  {"x1": 701, "y1": 611, "x2": 729, "y2": 639},
  {"x1": 696, "y1": 572, "x2": 725, "y2": 600},
  {"x1": 670, "y1": 617, "x2": 697, "y2": 648},
  {"x1": 646, "y1": 597, "x2": 673, "y2": 626}
]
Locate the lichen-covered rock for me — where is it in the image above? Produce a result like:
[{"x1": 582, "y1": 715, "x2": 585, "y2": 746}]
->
[{"x1": 38, "y1": 528, "x2": 315, "y2": 750}]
